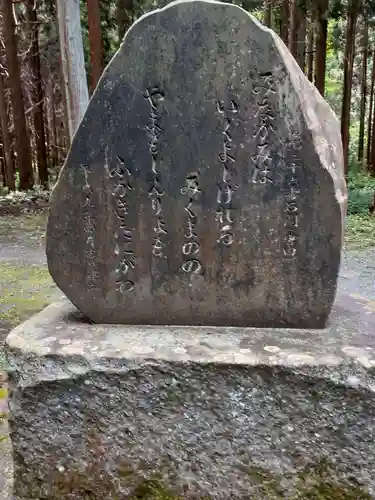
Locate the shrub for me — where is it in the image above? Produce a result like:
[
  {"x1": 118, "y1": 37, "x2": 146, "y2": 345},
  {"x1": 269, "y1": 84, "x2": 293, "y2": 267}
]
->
[{"x1": 347, "y1": 172, "x2": 375, "y2": 216}]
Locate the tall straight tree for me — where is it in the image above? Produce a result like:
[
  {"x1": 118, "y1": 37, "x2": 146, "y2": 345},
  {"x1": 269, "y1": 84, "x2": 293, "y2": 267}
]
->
[
  {"x1": 358, "y1": 15, "x2": 369, "y2": 165},
  {"x1": 307, "y1": 8, "x2": 315, "y2": 81},
  {"x1": 87, "y1": 0, "x2": 105, "y2": 93},
  {"x1": 116, "y1": 0, "x2": 132, "y2": 43},
  {"x1": 25, "y1": 0, "x2": 48, "y2": 187},
  {"x1": 315, "y1": 0, "x2": 329, "y2": 96},
  {"x1": 288, "y1": 0, "x2": 298, "y2": 58},
  {"x1": 1, "y1": 0, "x2": 34, "y2": 190},
  {"x1": 295, "y1": 4, "x2": 307, "y2": 70},
  {"x1": 370, "y1": 47, "x2": 375, "y2": 175},
  {"x1": 280, "y1": 0, "x2": 290, "y2": 45},
  {"x1": 367, "y1": 48, "x2": 375, "y2": 168},
  {"x1": 57, "y1": 0, "x2": 89, "y2": 140},
  {"x1": 0, "y1": 72, "x2": 14, "y2": 189},
  {"x1": 263, "y1": 0, "x2": 272, "y2": 27},
  {"x1": 341, "y1": 0, "x2": 362, "y2": 176}
]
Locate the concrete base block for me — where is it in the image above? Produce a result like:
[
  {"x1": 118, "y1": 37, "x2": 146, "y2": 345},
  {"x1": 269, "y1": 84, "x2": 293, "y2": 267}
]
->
[{"x1": 5, "y1": 298, "x2": 375, "y2": 499}]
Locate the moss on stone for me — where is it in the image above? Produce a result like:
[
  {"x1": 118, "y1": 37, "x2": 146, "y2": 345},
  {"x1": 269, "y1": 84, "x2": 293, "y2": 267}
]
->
[
  {"x1": 291, "y1": 459, "x2": 373, "y2": 499},
  {"x1": 32, "y1": 457, "x2": 374, "y2": 499},
  {"x1": 246, "y1": 459, "x2": 373, "y2": 499},
  {"x1": 130, "y1": 477, "x2": 182, "y2": 499}
]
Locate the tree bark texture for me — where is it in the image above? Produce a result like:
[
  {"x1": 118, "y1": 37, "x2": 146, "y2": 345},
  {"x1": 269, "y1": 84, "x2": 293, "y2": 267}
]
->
[
  {"x1": 367, "y1": 49, "x2": 375, "y2": 169},
  {"x1": 358, "y1": 16, "x2": 368, "y2": 165},
  {"x1": 1, "y1": 0, "x2": 34, "y2": 190},
  {"x1": 87, "y1": 0, "x2": 105, "y2": 93},
  {"x1": 295, "y1": 5, "x2": 307, "y2": 70},
  {"x1": 116, "y1": 0, "x2": 133, "y2": 43},
  {"x1": 370, "y1": 49, "x2": 375, "y2": 176},
  {"x1": 288, "y1": 0, "x2": 298, "y2": 57},
  {"x1": 57, "y1": 0, "x2": 89, "y2": 141},
  {"x1": 0, "y1": 72, "x2": 14, "y2": 190},
  {"x1": 315, "y1": 0, "x2": 329, "y2": 96},
  {"x1": 307, "y1": 9, "x2": 315, "y2": 81},
  {"x1": 25, "y1": 0, "x2": 49, "y2": 187},
  {"x1": 341, "y1": 0, "x2": 361, "y2": 177},
  {"x1": 280, "y1": 0, "x2": 290, "y2": 45},
  {"x1": 263, "y1": 0, "x2": 272, "y2": 27}
]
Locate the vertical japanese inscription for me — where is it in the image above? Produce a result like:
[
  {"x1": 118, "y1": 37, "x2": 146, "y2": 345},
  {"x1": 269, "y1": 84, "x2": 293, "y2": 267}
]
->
[
  {"x1": 283, "y1": 134, "x2": 301, "y2": 259},
  {"x1": 110, "y1": 155, "x2": 135, "y2": 293},
  {"x1": 215, "y1": 99, "x2": 239, "y2": 246},
  {"x1": 251, "y1": 72, "x2": 276, "y2": 184},
  {"x1": 181, "y1": 173, "x2": 202, "y2": 274},
  {"x1": 81, "y1": 165, "x2": 98, "y2": 290},
  {"x1": 144, "y1": 87, "x2": 167, "y2": 257}
]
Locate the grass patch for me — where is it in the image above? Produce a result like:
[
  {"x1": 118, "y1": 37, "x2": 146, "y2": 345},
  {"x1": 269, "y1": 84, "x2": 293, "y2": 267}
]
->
[
  {"x1": 344, "y1": 214, "x2": 375, "y2": 250},
  {"x1": 0, "y1": 262, "x2": 57, "y2": 329}
]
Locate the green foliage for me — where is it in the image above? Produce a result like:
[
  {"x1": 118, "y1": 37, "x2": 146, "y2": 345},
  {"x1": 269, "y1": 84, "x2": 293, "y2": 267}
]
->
[{"x1": 347, "y1": 171, "x2": 375, "y2": 215}]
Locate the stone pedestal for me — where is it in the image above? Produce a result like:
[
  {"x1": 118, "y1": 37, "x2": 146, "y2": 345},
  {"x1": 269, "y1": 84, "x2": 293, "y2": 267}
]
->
[{"x1": 6, "y1": 298, "x2": 375, "y2": 499}]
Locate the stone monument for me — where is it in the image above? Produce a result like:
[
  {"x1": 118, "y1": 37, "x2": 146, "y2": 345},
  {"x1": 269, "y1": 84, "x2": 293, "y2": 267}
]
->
[
  {"x1": 46, "y1": 0, "x2": 346, "y2": 329},
  {"x1": 7, "y1": 2, "x2": 375, "y2": 499}
]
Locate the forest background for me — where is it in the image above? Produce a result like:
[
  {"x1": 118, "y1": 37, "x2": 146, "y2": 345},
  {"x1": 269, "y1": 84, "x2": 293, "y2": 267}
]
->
[{"x1": 0, "y1": 0, "x2": 374, "y2": 247}]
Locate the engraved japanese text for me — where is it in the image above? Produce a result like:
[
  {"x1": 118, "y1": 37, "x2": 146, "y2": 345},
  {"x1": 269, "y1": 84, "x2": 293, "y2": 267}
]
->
[
  {"x1": 283, "y1": 134, "x2": 301, "y2": 259},
  {"x1": 81, "y1": 165, "x2": 99, "y2": 291},
  {"x1": 251, "y1": 72, "x2": 276, "y2": 184},
  {"x1": 109, "y1": 155, "x2": 135, "y2": 293},
  {"x1": 181, "y1": 172, "x2": 202, "y2": 274},
  {"x1": 215, "y1": 99, "x2": 239, "y2": 246},
  {"x1": 144, "y1": 86, "x2": 167, "y2": 257}
]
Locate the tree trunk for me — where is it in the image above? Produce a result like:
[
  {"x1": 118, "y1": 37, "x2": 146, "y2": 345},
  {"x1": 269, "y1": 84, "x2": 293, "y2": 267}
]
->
[
  {"x1": 57, "y1": 0, "x2": 89, "y2": 141},
  {"x1": 59, "y1": 51, "x2": 71, "y2": 154},
  {"x1": 295, "y1": 6, "x2": 307, "y2": 70},
  {"x1": 280, "y1": 0, "x2": 290, "y2": 45},
  {"x1": 341, "y1": 0, "x2": 362, "y2": 177},
  {"x1": 87, "y1": 0, "x2": 104, "y2": 93},
  {"x1": 370, "y1": 49, "x2": 375, "y2": 176},
  {"x1": 264, "y1": 0, "x2": 272, "y2": 27},
  {"x1": 288, "y1": 0, "x2": 298, "y2": 57},
  {"x1": 0, "y1": 143, "x2": 5, "y2": 187},
  {"x1": 315, "y1": 0, "x2": 329, "y2": 96},
  {"x1": 367, "y1": 49, "x2": 375, "y2": 168},
  {"x1": 0, "y1": 73, "x2": 14, "y2": 190},
  {"x1": 307, "y1": 9, "x2": 315, "y2": 81},
  {"x1": 116, "y1": 0, "x2": 132, "y2": 43},
  {"x1": 371, "y1": 91, "x2": 375, "y2": 176},
  {"x1": 48, "y1": 77, "x2": 58, "y2": 169},
  {"x1": 25, "y1": 0, "x2": 49, "y2": 188},
  {"x1": 358, "y1": 16, "x2": 368, "y2": 166},
  {"x1": 43, "y1": 92, "x2": 50, "y2": 171},
  {"x1": 1, "y1": 0, "x2": 34, "y2": 190}
]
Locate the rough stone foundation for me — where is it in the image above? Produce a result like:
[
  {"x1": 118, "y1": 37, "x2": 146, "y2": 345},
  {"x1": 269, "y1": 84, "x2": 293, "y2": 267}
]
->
[{"x1": 5, "y1": 298, "x2": 375, "y2": 499}]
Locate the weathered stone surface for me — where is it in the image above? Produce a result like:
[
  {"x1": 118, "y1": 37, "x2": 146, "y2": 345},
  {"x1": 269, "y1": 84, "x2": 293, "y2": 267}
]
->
[
  {"x1": 6, "y1": 297, "x2": 375, "y2": 499},
  {"x1": 47, "y1": 0, "x2": 347, "y2": 327}
]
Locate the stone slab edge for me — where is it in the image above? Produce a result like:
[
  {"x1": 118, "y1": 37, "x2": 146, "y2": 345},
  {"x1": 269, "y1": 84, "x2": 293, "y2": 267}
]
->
[{"x1": 4, "y1": 299, "x2": 375, "y2": 392}]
